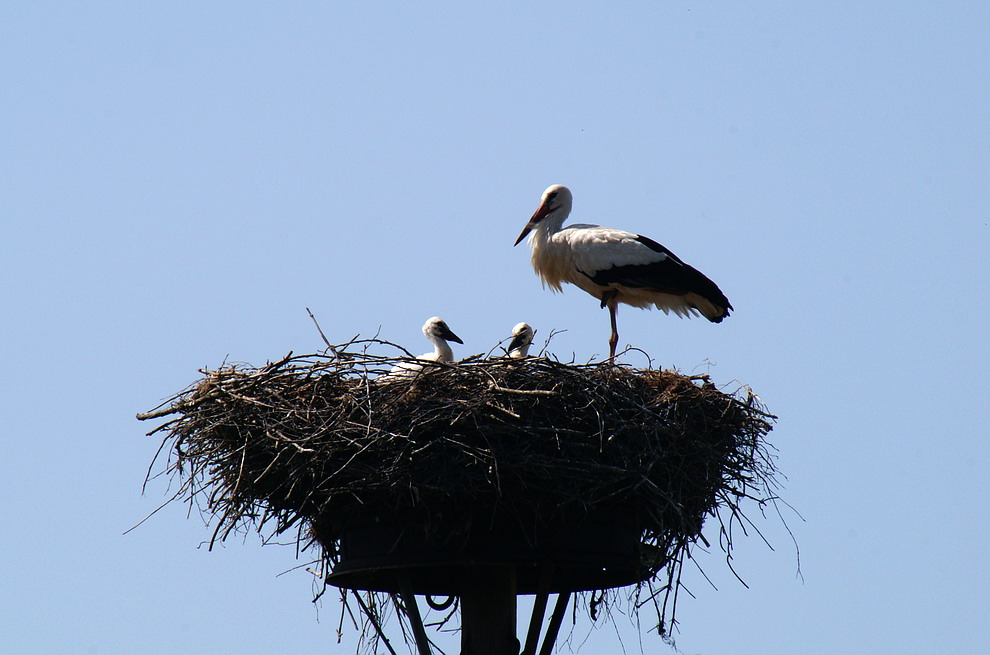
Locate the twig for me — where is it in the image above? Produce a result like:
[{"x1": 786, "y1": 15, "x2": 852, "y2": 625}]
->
[
  {"x1": 353, "y1": 592, "x2": 399, "y2": 655},
  {"x1": 488, "y1": 383, "x2": 557, "y2": 396},
  {"x1": 306, "y1": 307, "x2": 334, "y2": 351}
]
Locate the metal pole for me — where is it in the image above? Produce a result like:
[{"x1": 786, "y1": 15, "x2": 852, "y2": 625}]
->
[
  {"x1": 521, "y1": 567, "x2": 554, "y2": 655},
  {"x1": 399, "y1": 574, "x2": 433, "y2": 655},
  {"x1": 460, "y1": 565, "x2": 518, "y2": 655}
]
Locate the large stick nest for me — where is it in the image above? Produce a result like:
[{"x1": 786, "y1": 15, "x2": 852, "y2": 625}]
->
[{"x1": 139, "y1": 339, "x2": 779, "y2": 640}]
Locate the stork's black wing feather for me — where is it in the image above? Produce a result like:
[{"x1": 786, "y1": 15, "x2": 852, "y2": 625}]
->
[{"x1": 584, "y1": 235, "x2": 733, "y2": 312}]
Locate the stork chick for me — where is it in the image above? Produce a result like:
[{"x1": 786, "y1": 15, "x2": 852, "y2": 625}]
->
[
  {"x1": 383, "y1": 316, "x2": 463, "y2": 381},
  {"x1": 506, "y1": 322, "x2": 535, "y2": 358}
]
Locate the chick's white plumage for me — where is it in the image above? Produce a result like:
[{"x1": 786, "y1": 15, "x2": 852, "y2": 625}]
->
[
  {"x1": 506, "y1": 322, "x2": 534, "y2": 358},
  {"x1": 382, "y1": 316, "x2": 463, "y2": 381}
]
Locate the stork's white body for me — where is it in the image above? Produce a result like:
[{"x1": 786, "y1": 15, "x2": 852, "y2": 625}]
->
[
  {"x1": 514, "y1": 185, "x2": 732, "y2": 361},
  {"x1": 526, "y1": 221, "x2": 727, "y2": 321}
]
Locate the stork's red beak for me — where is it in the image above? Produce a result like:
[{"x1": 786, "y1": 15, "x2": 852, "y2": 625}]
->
[
  {"x1": 513, "y1": 225, "x2": 531, "y2": 247},
  {"x1": 513, "y1": 200, "x2": 553, "y2": 246}
]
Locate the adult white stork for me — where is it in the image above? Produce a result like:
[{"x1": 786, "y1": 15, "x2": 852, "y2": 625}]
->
[
  {"x1": 383, "y1": 316, "x2": 463, "y2": 380},
  {"x1": 513, "y1": 185, "x2": 732, "y2": 362},
  {"x1": 506, "y1": 322, "x2": 535, "y2": 358}
]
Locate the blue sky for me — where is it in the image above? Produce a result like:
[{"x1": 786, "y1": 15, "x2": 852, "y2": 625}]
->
[{"x1": 2, "y1": 3, "x2": 988, "y2": 653}]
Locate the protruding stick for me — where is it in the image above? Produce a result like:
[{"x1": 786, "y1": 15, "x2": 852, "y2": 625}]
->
[{"x1": 538, "y1": 591, "x2": 571, "y2": 655}]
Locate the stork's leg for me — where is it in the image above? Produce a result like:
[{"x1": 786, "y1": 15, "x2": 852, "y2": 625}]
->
[
  {"x1": 600, "y1": 290, "x2": 619, "y2": 364},
  {"x1": 607, "y1": 302, "x2": 619, "y2": 363}
]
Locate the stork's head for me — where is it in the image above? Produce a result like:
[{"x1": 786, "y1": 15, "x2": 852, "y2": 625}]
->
[
  {"x1": 507, "y1": 321, "x2": 535, "y2": 358},
  {"x1": 422, "y1": 316, "x2": 463, "y2": 344},
  {"x1": 514, "y1": 184, "x2": 573, "y2": 246}
]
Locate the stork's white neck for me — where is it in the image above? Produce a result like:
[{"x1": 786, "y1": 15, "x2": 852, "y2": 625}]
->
[
  {"x1": 528, "y1": 205, "x2": 570, "y2": 256},
  {"x1": 527, "y1": 212, "x2": 580, "y2": 293},
  {"x1": 540, "y1": 203, "x2": 570, "y2": 236},
  {"x1": 426, "y1": 334, "x2": 454, "y2": 362}
]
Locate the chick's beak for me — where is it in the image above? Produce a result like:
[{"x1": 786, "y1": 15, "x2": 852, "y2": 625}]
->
[{"x1": 441, "y1": 326, "x2": 463, "y2": 345}]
